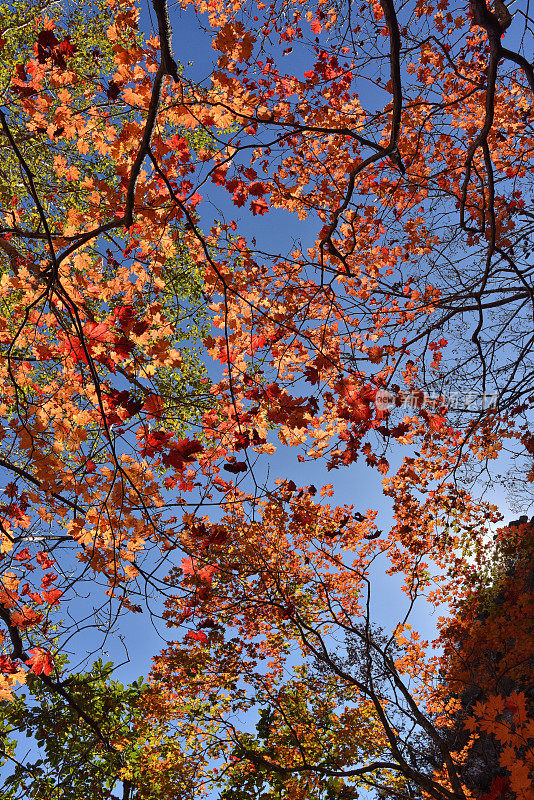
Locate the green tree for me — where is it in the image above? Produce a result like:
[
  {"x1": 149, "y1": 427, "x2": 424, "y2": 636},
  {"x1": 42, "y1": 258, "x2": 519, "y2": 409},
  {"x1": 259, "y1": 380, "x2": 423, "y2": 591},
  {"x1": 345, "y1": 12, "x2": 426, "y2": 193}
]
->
[{"x1": 0, "y1": 657, "x2": 153, "y2": 800}]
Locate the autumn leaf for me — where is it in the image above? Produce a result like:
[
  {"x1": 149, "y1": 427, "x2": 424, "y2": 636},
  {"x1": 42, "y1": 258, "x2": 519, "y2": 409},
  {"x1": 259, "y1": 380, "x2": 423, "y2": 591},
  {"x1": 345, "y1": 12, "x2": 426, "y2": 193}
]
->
[
  {"x1": 367, "y1": 346, "x2": 384, "y2": 364},
  {"x1": 185, "y1": 630, "x2": 208, "y2": 645},
  {"x1": 250, "y1": 197, "x2": 268, "y2": 215},
  {"x1": 42, "y1": 588, "x2": 63, "y2": 605},
  {"x1": 25, "y1": 648, "x2": 54, "y2": 676},
  {"x1": 214, "y1": 22, "x2": 255, "y2": 62},
  {"x1": 0, "y1": 655, "x2": 19, "y2": 674},
  {"x1": 35, "y1": 552, "x2": 55, "y2": 569},
  {"x1": 223, "y1": 460, "x2": 248, "y2": 473},
  {"x1": 107, "y1": 80, "x2": 121, "y2": 100},
  {"x1": 161, "y1": 439, "x2": 204, "y2": 470}
]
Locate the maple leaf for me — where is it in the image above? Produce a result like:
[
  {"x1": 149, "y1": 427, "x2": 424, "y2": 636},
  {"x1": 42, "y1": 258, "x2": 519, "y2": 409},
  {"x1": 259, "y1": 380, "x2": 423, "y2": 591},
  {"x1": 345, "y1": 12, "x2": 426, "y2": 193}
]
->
[
  {"x1": 161, "y1": 439, "x2": 204, "y2": 470},
  {"x1": 304, "y1": 366, "x2": 320, "y2": 385},
  {"x1": 248, "y1": 181, "x2": 268, "y2": 197},
  {"x1": 224, "y1": 460, "x2": 248, "y2": 473},
  {"x1": 247, "y1": 333, "x2": 267, "y2": 353},
  {"x1": 214, "y1": 22, "x2": 255, "y2": 62},
  {"x1": 181, "y1": 557, "x2": 218, "y2": 584},
  {"x1": 107, "y1": 80, "x2": 121, "y2": 100},
  {"x1": 140, "y1": 430, "x2": 173, "y2": 458},
  {"x1": 12, "y1": 85, "x2": 37, "y2": 98},
  {"x1": 180, "y1": 556, "x2": 196, "y2": 576},
  {"x1": 25, "y1": 648, "x2": 54, "y2": 676},
  {"x1": 36, "y1": 28, "x2": 59, "y2": 62},
  {"x1": 114, "y1": 336, "x2": 135, "y2": 359},
  {"x1": 0, "y1": 655, "x2": 19, "y2": 674},
  {"x1": 15, "y1": 64, "x2": 27, "y2": 82},
  {"x1": 142, "y1": 393, "x2": 164, "y2": 420},
  {"x1": 367, "y1": 346, "x2": 384, "y2": 364},
  {"x1": 83, "y1": 321, "x2": 116, "y2": 344},
  {"x1": 132, "y1": 319, "x2": 149, "y2": 336},
  {"x1": 185, "y1": 630, "x2": 208, "y2": 644},
  {"x1": 13, "y1": 548, "x2": 31, "y2": 562},
  {"x1": 35, "y1": 552, "x2": 55, "y2": 569},
  {"x1": 10, "y1": 608, "x2": 42, "y2": 629},
  {"x1": 115, "y1": 305, "x2": 136, "y2": 331},
  {"x1": 41, "y1": 572, "x2": 58, "y2": 589},
  {"x1": 42, "y1": 588, "x2": 63, "y2": 605},
  {"x1": 480, "y1": 776, "x2": 511, "y2": 800},
  {"x1": 197, "y1": 618, "x2": 218, "y2": 629},
  {"x1": 55, "y1": 36, "x2": 76, "y2": 63},
  {"x1": 250, "y1": 197, "x2": 268, "y2": 216},
  {"x1": 388, "y1": 422, "x2": 411, "y2": 438},
  {"x1": 234, "y1": 432, "x2": 250, "y2": 451}
]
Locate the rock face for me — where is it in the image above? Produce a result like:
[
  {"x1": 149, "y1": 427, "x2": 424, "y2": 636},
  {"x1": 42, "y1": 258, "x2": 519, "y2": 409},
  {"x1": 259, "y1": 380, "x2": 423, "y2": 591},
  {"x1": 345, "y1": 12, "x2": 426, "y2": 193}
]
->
[{"x1": 435, "y1": 517, "x2": 534, "y2": 798}]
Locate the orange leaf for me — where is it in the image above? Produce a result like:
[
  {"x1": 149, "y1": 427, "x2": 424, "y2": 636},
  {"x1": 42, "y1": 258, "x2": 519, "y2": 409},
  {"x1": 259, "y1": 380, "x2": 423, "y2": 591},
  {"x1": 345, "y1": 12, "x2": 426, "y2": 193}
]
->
[{"x1": 214, "y1": 22, "x2": 255, "y2": 61}]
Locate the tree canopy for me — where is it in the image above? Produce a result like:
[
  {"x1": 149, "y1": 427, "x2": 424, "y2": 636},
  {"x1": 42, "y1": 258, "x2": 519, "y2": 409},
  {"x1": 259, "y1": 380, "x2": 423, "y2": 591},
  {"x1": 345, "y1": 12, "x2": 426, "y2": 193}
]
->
[{"x1": 0, "y1": 0, "x2": 532, "y2": 796}]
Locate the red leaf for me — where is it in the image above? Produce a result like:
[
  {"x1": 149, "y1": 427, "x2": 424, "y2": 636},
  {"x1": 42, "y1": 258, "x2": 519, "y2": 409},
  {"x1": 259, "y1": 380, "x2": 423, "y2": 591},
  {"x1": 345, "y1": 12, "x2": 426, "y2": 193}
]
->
[
  {"x1": 41, "y1": 572, "x2": 58, "y2": 589},
  {"x1": 36, "y1": 552, "x2": 55, "y2": 569},
  {"x1": 251, "y1": 428, "x2": 266, "y2": 446},
  {"x1": 0, "y1": 655, "x2": 19, "y2": 674},
  {"x1": 13, "y1": 548, "x2": 31, "y2": 562},
  {"x1": 25, "y1": 647, "x2": 54, "y2": 676},
  {"x1": 250, "y1": 197, "x2": 269, "y2": 215},
  {"x1": 185, "y1": 630, "x2": 208, "y2": 644},
  {"x1": 367, "y1": 345, "x2": 384, "y2": 364},
  {"x1": 480, "y1": 776, "x2": 511, "y2": 800},
  {"x1": 180, "y1": 557, "x2": 217, "y2": 584},
  {"x1": 142, "y1": 393, "x2": 164, "y2": 419},
  {"x1": 107, "y1": 80, "x2": 121, "y2": 100},
  {"x1": 132, "y1": 319, "x2": 149, "y2": 336},
  {"x1": 10, "y1": 607, "x2": 42, "y2": 629},
  {"x1": 304, "y1": 366, "x2": 320, "y2": 385},
  {"x1": 197, "y1": 618, "x2": 218, "y2": 628},
  {"x1": 247, "y1": 333, "x2": 267, "y2": 354},
  {"x1": 180, "y1": 556, "x2": 196, "y2": 576},
  {"x1": 12, "y1": 85, "x2": 37, "y2": 98},
  {"x1": 175, "y1": 438, "x2": 204, "y2": 462},
  {"x1": 248, "y1": 181, "x2": 268, "y2": 197},
  {"x1": 140, "y1": 430, "x2": 173, "y2": 458},
  {"x1": 56, "y1": 36, "x2": 75, "y2": 59},
  {"x1": 114, "y1": 336, "x2": 135, "y2": 358},
  {"x1": 224, "y1": 460, "x2": 248, "y2": 473},
  {"x1": 42, "y1": 588, "x2": 63, "y2": 605},
  {"x1": 115, "y1": 305, "x2": 135, "y2": 331},
  {"x1": 161, "y1": 438, "x2": 204, "y2": 470},
  {"x1": 84, "y1": 321, "x2": 116, "y2": 344},
  {"x1": 37, "y1": 28, "x2": 58, "y2": 51}
]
